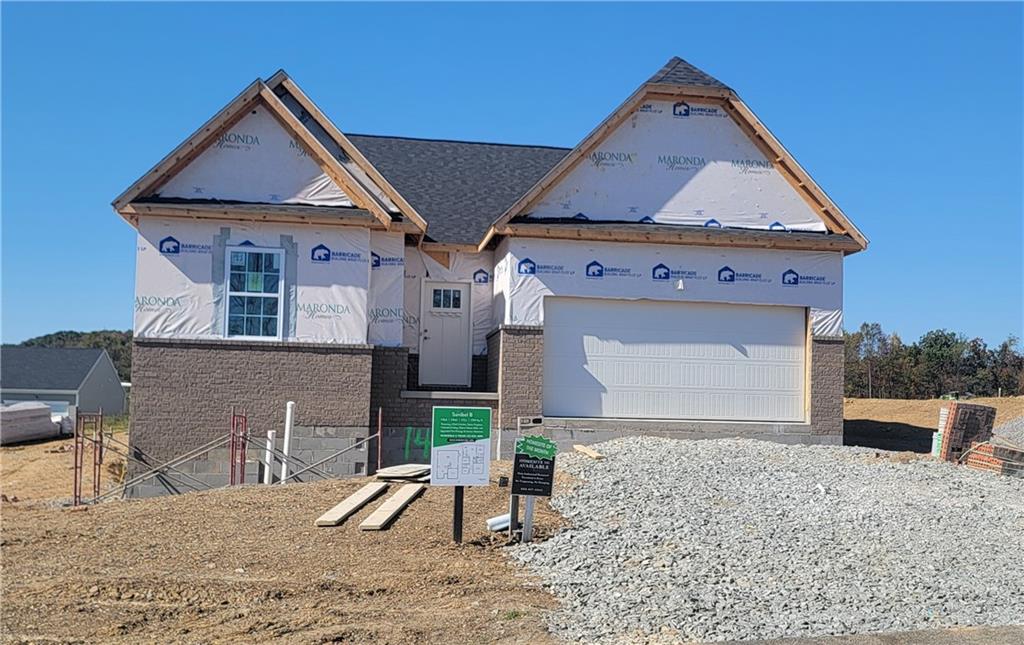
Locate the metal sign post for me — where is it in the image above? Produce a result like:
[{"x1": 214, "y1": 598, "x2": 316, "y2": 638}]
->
[
  {"x1": 453, "y1": 486, "x2": 465, "y2": 543},
  {"x1": 508, "y1": 494, "x2": 520, "y2": 539},
  {"x1": 429, "y1": 406, "x2": 493, "y2": 544},
  {"x1": 522, "y1": 495, "x2": 536, "y2": 543},
  {"x1": 511, "y1": 435, "x2": 557, "y2": 543}
]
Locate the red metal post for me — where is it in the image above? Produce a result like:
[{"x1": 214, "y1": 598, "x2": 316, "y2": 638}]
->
[
  {"x1": 92, "y1": 419, "x2": 101, "y2": 499},
  {"x1": 229, "y1": 407, "x2": 237, "y2": 486},
  {"x1": 72, "y1": 416, "x2": 84, "y2": 506},
  {"x1": 238, "y1": 412, "x2": 248, "y2": 484}
]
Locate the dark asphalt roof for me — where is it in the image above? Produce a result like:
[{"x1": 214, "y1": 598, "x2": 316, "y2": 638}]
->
[
  {"x1": 347, "y1": 134, "x2": 570, "y2": 245},
  {"x1": 646, "y1": 56, "x2": 731, "y2": 91},
  {"x1": 1, "y1": 347, "x2": 104, "y2": 391}
]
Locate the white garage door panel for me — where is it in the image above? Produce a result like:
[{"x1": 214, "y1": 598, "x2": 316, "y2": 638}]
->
[{"x1": 543, "y1": 298, "x2": 806, "y2": 422}]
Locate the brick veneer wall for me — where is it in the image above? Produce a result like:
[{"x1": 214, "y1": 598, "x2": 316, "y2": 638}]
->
[
  {"x1": 490, "y1": 326, "x2": 544, "y2": 431},
  {"x1": 405, "y1": 353, "x2": 489, "y2": 391},
  {"x1": 129, "y1": 339, "x2": 373, "y2": 473},
  {"x1": 370, "y1": 346, "x2": 498, "y2": 467},
  {"x1": 809, "y1": 336, "x2": 844, "y2": 439}
]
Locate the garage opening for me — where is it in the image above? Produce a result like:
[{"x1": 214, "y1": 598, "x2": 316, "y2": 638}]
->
[{"x1": 542, "y1": 297, "x2": 807, "y2": 422}]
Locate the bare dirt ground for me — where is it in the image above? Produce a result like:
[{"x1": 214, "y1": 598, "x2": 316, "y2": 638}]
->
[
  {"x1": 3, "y1": 400, "x2": 1022, "y2": 643},
  {"x1": 1, "y1": 462, "x2": 567, "y2": 644},
  {"x1": 844, "y1": 396, "x2": 1023, "y2": 453}
]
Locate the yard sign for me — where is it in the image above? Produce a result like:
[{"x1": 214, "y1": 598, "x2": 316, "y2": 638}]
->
[
  {"x1": 511, "y1": 435, "x2": 557, "y2": 497},
  {"x1": 429, "y1": 406, "x2": 492, "y2": 487}
]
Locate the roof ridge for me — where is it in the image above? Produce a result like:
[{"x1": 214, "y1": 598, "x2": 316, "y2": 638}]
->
[
  {"x1": 646, "y1": 55, "x2": 730, "y2": 91},
  {"x1": 346, "y1": 132, "x2": 572, "y2": 152}
]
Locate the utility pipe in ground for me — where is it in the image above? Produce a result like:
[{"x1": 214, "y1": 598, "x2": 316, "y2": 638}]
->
[
  {"x1": 263, "y1": 430, "x2": 276, "y2": 484},
  {"x1": 280, "y1": 401, "x2": 295, "y2": 483}
]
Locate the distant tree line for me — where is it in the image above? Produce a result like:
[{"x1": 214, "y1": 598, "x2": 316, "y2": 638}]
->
[
  {"x1": 17, "y1": 330, "x2": 133, "y2": 382},
  {"x1": 845, "y1": 323, "x2": 1024, "y2": 399}
]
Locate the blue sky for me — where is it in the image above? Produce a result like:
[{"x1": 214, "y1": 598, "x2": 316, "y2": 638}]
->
[{"x1": 2, "y1": 2, "x2": 1021, "y2": 345}]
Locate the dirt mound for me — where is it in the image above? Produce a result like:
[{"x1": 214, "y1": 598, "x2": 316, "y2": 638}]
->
[
  {"x1": 844, "y1": 396, "x2": 1024, "y2": 453},
  {"x1": 1, "y1": 462, "x2": 567, "y2": 643}
]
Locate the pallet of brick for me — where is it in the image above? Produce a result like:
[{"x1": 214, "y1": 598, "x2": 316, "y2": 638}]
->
[
  {"x1": 937, "y1": 402, "x2": 997, "y2": 463},
  {"x1": 965, "y1": 441, "x2": 1024, "y2": 478},
  {"x1": 991, "y1": 442, "x2": 1024, "y2": 478}
]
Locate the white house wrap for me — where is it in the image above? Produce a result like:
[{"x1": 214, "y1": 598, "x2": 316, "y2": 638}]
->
[
  {"x1": 403, "y1": 249, "x2": 494, "y2": 355},
  {"x1": 159, "y1": 106, "x2": 353, "y2": 207},
  {"x1": 529, "y1": 100, "x2": 825, "y2": 232},
  {"x1": 135, "y1": 218, "x2": 369, "y2": 343},
  {"x1": 494, "y1": 237, "x2": 843, "y2": 337},
  {"x1": 368, "y1": 231, "x2": 405, "y2": 346}
]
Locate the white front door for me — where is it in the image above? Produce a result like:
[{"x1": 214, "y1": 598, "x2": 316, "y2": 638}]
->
[{"x1": 419, "y1": 281, "x2": 472, "y2": 386}]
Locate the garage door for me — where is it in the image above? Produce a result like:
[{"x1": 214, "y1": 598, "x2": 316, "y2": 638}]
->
[{"x1": 542, "y1": 297, "x2": 806, "y2": 422}]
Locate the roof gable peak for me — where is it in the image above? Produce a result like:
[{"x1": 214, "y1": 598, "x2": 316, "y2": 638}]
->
[{"x1": 645, "y1": 56, "x2": 732, "y2": 93}]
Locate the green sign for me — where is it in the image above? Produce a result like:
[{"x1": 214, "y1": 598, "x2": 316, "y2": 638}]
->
[
  {"x1": 512, "y1": 435, "x2": 557, "y2": 497},
  {"x1": 515, "y1": 435, "x2": 557, "y2": 460},
  {"x1": 430, "y1": 406, "x2": 492, "y2": 487}
]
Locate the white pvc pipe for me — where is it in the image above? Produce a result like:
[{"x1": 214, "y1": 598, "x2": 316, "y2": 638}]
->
[
  {"x1": 263, "y1": 430, "x2": 276, "y2": 484},
  {"x1": 280, "y1": 401, "x2": 295, "y2": 483},
  {"x1": 486, "y1": 513, "x2": 511, "y2": 532}
]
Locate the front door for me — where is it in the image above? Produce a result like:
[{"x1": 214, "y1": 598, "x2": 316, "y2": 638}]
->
[{"x1": 419, "y1": 281, "x2": 472, "y2": 386}]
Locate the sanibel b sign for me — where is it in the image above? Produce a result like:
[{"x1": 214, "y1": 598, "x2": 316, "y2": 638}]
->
[{"x1": 430, "y1": 407, "x2": 492, "y2": 487}]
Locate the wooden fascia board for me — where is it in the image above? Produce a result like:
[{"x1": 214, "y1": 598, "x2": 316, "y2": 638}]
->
[
  {"x1": 643, "y1": 84, "x2": 736, "y2": 99},
  {"x1": 420, "y1": 241, "x2": 479, "y2": 254},
  {"x1": 123, "y1": 202, "x2": 414, "y2": 230},
  {"x1": 724, "y1": 98, "x2": 868, "y2": 250},
  {"x1": 499, "y1": 223, "x2": 863, "y2": 254},
  {"x1": 256, "y1": 85, "x2": 395, "y2": 229},
  {"x1": 112, "y1": 80, "x2": 264, "y2": 212},
  {"x1": 271, "y1": 75, "x2": 429, "y2": 234}
]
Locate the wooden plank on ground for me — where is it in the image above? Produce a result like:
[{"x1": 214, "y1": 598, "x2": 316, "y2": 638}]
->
[
  {"x1": 359, "y1": 484, "x2": 425, "y2": 531},
  {"x1": 315, "y1": 482, "x2": 389, "y2": 527},
  {"x1": 574, "y1": 444, "x2": 605, "y2": 460},
  {"x1": 375, "y1": 464, "x2": 430, "y2": 478}
]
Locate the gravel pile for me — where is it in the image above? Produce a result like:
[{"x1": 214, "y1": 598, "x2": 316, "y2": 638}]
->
[
  {"x1": 511, "y1": 437, "x2": 1024, "y2": 643},
  {"x1": 993, "y1": 416, "x2": 1024, "y2": 449}
]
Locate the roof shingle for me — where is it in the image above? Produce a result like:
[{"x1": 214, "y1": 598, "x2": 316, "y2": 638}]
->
[
  {"x1": 1, "y1": 347, "x2": 105, "y2": 391},
  {"x1": 347, "y1": 135, "x2": 569, "y2": 246},
  {"x1": 646, "y1": 56, "x2": 731, "y2": 91}
]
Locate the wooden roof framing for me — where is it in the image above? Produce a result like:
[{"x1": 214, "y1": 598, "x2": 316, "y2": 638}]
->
[
  {"x1": 121, "y1": 201, "x2": 420, "y2": 232},
  {"x1": 502, "y1": 222, "x2": 863, "y2": 254},
  {"x1": 112, "y1": 76, "x2": 423, "y2": 233},
  {"x1": 480, "y1": 81, "x2": 868, "y2": 253},
  {"x1": 265, "y1": 71, "x2": 429, "y2": 234}
]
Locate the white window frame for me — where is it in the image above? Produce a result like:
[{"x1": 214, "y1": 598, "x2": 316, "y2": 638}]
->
[{"x1": 223, "y1": 245, "x2": 285, "y2": 341}]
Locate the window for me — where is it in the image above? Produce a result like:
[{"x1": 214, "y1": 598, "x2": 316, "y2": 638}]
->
[
  {"x1": 431, "y1": 287, "x2": 462, "y2": 310},
  {"x1": 225, "y1": 247, "x2": 284, "y2": 339}
]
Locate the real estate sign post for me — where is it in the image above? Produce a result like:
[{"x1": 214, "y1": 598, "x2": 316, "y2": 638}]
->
[
  {"x1": 430, "y1": 406, "x2": 492, "y2": 543},
  {"x1": 511, "y1": 435, "x2": 557, "y2": 542}
]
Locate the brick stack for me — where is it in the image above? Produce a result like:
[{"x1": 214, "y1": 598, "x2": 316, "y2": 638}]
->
[
  {"x1": 965, "y1": 441, "x2": 1024, "y2": 479},
  {"x1": 936, "y1": 402, "x2": 997, "y2": 463}
]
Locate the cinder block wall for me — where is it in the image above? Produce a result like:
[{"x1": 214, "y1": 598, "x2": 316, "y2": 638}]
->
[{"x1": 130, "y1": 339, "x2": 373, "y2": 474}]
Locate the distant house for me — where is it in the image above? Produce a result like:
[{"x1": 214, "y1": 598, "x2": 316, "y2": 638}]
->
[{"x1": 0, "y1": 347, "x2": 126, "y2": 417}]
